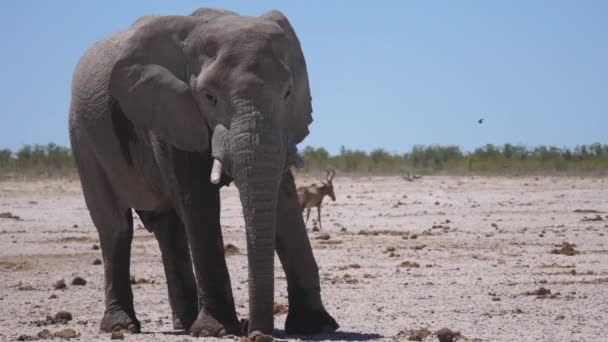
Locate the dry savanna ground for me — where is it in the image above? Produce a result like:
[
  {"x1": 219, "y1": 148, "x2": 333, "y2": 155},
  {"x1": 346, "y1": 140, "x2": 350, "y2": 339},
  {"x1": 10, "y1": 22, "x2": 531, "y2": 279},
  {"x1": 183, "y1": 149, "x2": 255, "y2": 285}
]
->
[{"x1": 1, "y1": 176, "x2": 607, "y2": 341}]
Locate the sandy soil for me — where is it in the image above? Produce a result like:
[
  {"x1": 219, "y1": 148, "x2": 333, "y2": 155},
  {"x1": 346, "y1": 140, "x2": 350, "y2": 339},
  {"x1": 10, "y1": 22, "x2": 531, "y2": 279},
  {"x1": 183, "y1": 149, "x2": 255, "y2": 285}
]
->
[{"x1": 1, "y1": 175, "x2": 607, "y2": 341}]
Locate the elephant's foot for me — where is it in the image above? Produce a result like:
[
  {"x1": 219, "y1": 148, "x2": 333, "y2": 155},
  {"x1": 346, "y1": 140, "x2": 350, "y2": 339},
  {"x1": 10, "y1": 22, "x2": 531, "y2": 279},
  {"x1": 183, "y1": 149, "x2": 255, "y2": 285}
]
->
[
  {"x1": 100, "y1": 307, "x2": 140, "y2": 333},
  {"x1": 172, "y1": 314, "x2": 187, "y2": 330},
  {"x1": 189, "y1": 311, "x2": 241, "y2": 337},
  {"x1": 171, "y1": 304, "x2": 198, "y2": 330},
  {"x1": 285, "y1": 307, "x2": 339, "y2": 335}
]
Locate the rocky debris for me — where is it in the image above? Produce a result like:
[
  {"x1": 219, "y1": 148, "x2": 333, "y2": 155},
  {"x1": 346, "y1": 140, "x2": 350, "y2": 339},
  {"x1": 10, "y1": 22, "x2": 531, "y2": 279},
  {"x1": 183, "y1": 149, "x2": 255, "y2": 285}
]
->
[
  {"x1": 91, "y1": 244, "x2": 100, "y2": 250},
  {"x1": 574, "y1": 209, "x2": 602, "y2": 213},
  {"x1": 240, "y1": 330, "x2": 273, "y2": 342},
  {"x1": 33, "y1": 312, "x2": 72, "y2": 327},
  {"x1": 0, "y1": 211, "x2": 21, "y2": 220},
  {"x1": 385, "y1": 246, "x2": 396, "y2": 252},
  {"x1": 318, "y1": 239, "x2": 343, "y2": 245},
  {"x1": 273, "y1": 302, "x2": 288, "y2": 315},
  {"x1": 38, "y1": 329, "x2": 52, "y2": 339},
  {"x1": 224, "y1": 243, "x2": 240, "y2": 256},
  {"x1": 400, "y1": 261, "x2": 420, "y2": 268},
  {"x1": 49, "y1": 294, "x2": 58, "y2": 299},
  {"x1": 523, "y1": 287, "x2": 560, "y2": 299},
  {"x1": 316, "y1": 233, "x2": 331, "y2": 240},
  {"x1": 358, "y1": 229, "x2": 408, "y2": 237},
  {"x1": 53, "y1": 279, "x2": 66, "y2": 290},
  {"x1": 129, "y1": 275, "x2": 154, "y2": 285},
  {"x1": 53, "y1": 328, "x2": 79, "y2": 339},
  {"x1": 396, "y1": 327, "x2": 432, "y2": 341},
  {"x1": 71, "y1": 277, "x2": 86, "y2": 286},
  {"x1": 337, "y1": 264, "x2": 361, "y2": 270},
  {"x1": 550, "y1": 242, "x2": 579, "y2": 256},
  {"x1": 582, "y1": 215, "x2": 603, "y2": 222},
  {"x1": 16, "y1": 334, "x2": 38, "y2": 341},
  {"x1": 412, "y1": 244, "x2": 427, "y2": 251},
  {"x1": 392, "y1": 200, "x2": 406, "y2": 208},
  {"x1": 92, "y1": 259, "x2": 102, "y2": 265},
  {"x1": 110, "y1": 331, "x2": 124, "y2": 340},
  {"x1": 17, "y1": 282, "x2": 34, "y2": 291}
]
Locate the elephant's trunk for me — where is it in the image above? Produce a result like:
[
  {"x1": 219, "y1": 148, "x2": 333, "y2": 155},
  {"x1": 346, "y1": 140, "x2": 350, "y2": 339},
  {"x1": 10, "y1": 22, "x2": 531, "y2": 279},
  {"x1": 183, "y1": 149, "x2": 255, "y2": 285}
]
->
[{"x1": 229, "y1": 99, "x2": 284, "y2": 334}]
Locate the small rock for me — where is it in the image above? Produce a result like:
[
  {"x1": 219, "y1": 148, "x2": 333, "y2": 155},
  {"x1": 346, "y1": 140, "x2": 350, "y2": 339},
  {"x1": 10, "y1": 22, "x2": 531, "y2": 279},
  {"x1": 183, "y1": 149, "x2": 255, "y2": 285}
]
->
[
  {"x1": 92, "y1": 244, "x2": 100, "y2": 250},
  {"x1": 316, "y1": 233, "x2": 331, "y2": 240},
  {"x1": 273, "y1": 302, "x2": 288, "y2": 315},
  {"x1": 17, "y1": 282, "x2": 34, "y2": 291},
  {"x1": 71, "y1": 277, "x2": 87, "y2": 286},
  {"x1": 53, "y1": 279, "x2": 66, "y2": 290},
  {"x1": 54, "y1": 328, "x2": 78, "y2": 339},
  {"x1": 436, "y1": 328, "x2": 456, "y2": 342},
  {"x1": 110, "y1": 331, "x2": 124, "y2": 340},
  {"x1": 93, "y1": 259, "x2": 102, "y2": 265},
  {"x1": 49, "y1": 294, "x2": 58, "y2": 299},
  {"x1": 37, "y1": 329, "x2": 52, "y2": 339},
  {"x1": 16, "y1": 334, "x2": 38, "y2": 341}
]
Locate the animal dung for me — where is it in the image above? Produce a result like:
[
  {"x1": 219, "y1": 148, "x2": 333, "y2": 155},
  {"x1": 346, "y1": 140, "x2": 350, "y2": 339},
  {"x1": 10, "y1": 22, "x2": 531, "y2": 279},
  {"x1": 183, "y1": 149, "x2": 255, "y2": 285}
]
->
[
  {"x1": 71, "y1": 277, "x2": 87, "y2": 286},
  {"x1": 54, "y1": 311, "x2": 73, "y2": 321},
  {"x1": 436, "y1": 328, "x2": 456, "y2": 342}
]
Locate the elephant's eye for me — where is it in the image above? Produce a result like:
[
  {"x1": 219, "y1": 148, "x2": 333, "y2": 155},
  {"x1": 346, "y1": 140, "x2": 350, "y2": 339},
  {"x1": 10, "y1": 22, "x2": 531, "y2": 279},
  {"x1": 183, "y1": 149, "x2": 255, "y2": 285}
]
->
[
  {"x1": 283, "y1": 86, "x2": 292, "y2": 100},
  {"x1": 205, "y1": 92, "x2": 218, "y2": 106}
]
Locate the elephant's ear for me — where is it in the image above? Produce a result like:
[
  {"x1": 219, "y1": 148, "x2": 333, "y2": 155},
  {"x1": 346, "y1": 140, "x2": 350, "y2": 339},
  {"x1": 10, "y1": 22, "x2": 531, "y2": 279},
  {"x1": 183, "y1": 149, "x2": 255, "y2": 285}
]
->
[
  {"x1": 261, "y1": 11, "x2": 312, "y2": 145},
  {"x1": 109, "y1": 16, "x2": 209, "y2": 152}
]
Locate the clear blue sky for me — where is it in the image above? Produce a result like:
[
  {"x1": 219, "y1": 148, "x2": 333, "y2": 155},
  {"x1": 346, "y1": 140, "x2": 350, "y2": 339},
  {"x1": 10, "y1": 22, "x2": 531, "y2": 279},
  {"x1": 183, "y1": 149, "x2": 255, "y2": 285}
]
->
[{"x1": 1, "y1": 1, "x2": 606, "y2": 154}]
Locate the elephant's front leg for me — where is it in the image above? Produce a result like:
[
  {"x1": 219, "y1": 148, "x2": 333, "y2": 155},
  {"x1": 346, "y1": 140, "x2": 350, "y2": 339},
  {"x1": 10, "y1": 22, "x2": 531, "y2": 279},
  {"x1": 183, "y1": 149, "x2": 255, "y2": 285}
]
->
[
  {"x1": 275, "y1": 170, "x2": 339, "y2": 334},
  {"x1": 177, "y1": 181, "x2": 241, "y2": 337}
]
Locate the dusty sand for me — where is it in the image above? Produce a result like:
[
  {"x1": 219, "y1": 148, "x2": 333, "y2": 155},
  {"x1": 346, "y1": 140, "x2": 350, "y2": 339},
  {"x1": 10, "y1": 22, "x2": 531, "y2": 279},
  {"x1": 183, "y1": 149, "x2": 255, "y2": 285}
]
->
[{"x1": 1, "y1": 176, "x2": 607, "y2": 341}]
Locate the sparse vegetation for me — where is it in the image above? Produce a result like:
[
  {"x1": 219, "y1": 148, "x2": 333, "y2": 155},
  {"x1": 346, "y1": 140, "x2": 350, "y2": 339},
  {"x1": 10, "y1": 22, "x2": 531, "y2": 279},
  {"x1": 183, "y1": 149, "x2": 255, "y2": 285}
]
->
[
  {"x1": 2, "y1": 142, "x2": 608, "y2": 177},
  {"x1": 300, "y1": 143, "x2": 608, "y2": 175},
  {"x1": 0, "y1": 143, "x2": 74, "y2": 178}
]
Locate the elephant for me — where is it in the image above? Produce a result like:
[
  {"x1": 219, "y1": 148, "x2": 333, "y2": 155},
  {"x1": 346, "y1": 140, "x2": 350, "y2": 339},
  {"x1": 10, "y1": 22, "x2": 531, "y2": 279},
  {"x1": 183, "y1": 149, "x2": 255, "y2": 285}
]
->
[{"x1": 68, "y1": 8, "x2": 338, "y2": 337}]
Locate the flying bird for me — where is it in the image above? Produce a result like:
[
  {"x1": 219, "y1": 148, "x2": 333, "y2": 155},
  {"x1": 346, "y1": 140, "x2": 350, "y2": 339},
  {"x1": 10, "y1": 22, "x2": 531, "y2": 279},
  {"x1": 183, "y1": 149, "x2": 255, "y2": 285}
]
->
[{"x1": 478, "y1": 118, "x2": 484, "y2": 124}]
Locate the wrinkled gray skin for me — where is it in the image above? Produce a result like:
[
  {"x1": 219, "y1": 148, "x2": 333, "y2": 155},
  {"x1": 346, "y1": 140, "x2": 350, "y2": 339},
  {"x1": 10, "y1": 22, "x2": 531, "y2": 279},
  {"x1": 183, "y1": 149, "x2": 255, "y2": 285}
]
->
[{"x1": 68, "y1": 8, "x2": 338, "y2": 337}]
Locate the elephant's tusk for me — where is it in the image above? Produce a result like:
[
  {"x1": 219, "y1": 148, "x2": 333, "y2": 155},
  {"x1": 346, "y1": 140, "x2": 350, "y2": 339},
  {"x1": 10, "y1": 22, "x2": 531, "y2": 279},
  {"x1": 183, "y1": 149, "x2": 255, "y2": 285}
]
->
[{"x1": 210, "y1": 159, "x2": 223, "y2": 184}]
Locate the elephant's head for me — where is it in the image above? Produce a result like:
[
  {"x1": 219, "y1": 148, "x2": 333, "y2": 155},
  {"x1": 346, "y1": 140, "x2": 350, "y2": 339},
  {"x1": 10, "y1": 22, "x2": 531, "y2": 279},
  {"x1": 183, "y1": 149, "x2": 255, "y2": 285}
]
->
[{"x1": 108, "y1": 9, "x2": 311, "y2": 334}]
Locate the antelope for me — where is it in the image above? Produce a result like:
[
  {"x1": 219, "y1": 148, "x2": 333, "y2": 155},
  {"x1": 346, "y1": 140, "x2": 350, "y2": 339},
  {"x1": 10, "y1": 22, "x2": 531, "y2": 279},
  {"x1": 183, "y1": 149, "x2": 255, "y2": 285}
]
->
[{"x1": 297, "y1": 169, "x2": 336, "y2": 230}]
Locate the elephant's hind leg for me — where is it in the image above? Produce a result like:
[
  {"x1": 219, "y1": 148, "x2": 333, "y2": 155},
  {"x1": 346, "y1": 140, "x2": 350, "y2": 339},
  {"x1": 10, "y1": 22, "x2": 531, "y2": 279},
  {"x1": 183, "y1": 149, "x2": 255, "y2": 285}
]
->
[
  {"x1": 136, "y1": 210, "x2": 198, "y2": 330},
  {"x1": 74, "y1": 157, "x2": 139, "y2": 333}
]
